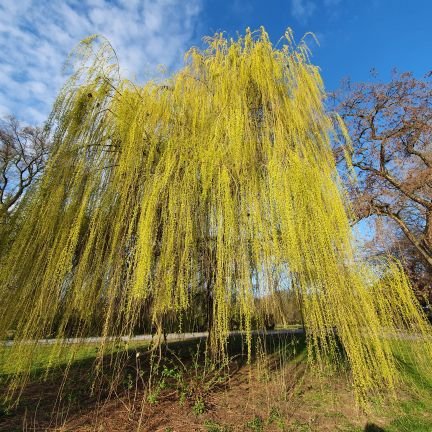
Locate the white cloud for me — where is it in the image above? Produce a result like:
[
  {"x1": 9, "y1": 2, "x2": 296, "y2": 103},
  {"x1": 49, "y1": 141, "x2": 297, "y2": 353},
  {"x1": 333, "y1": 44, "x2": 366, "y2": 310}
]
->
[
  {"x1": 0, "y1": 0, "x2": 203, "y2": 125},
  {"x1": 291, "y1": 0, "x2": 343, "y2": 23},
  {"x1": 291, "y1": 0, "x2": 317, "y2": 23}
]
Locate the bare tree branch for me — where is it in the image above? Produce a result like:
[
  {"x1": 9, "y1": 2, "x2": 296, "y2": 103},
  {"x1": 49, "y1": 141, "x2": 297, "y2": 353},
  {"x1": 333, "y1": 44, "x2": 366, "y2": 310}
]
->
[
  {"x1": 335, "y1": 70, "x2": 432, "y2": 282},
  {"x1": 0, "y1": 116, "x2": 51, "y2": 218}
]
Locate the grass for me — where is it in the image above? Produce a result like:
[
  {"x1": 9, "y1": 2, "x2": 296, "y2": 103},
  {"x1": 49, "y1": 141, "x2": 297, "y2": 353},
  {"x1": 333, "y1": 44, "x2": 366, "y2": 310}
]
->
[
  {"x1": 384, "y1": 362, "x2": 432, "y2": 432},
  {"x1": 0, "y1": 343, "x2": 98, "y2": 376},
  {"x1": 0, "y1": 339, "x2": 149, "y2": 377}
]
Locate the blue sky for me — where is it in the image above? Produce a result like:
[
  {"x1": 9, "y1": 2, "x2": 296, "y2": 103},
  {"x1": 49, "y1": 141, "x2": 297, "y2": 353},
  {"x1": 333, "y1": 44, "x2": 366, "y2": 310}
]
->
[{"x1": 0, "y1": 0, "x2": 431, "y2": 125}]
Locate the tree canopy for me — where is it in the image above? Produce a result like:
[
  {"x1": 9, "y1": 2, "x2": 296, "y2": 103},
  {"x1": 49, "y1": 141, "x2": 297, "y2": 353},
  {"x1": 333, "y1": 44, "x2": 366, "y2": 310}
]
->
[
  {"x1": 1, "y1": 28, "x2": 431, "y2": 404},
  {"x1": 335, "y1": 71, "x2": 432, "y2": 299}
]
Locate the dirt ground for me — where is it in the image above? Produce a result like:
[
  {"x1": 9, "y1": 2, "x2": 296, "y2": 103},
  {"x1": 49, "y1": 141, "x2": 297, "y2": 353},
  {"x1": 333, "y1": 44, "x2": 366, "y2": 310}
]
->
[
  {"x1": 0, "y1": 336, "x2": 427, "y2": 431},
  {"x1": 0, "y1": 361, "x2": 383, "y2": 431}
]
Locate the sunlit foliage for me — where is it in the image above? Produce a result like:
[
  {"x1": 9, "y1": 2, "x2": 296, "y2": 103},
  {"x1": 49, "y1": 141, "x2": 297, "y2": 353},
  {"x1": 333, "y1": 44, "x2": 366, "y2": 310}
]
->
[{"x1": 0, "y1": 28, "x2": 431, "y2": 405}]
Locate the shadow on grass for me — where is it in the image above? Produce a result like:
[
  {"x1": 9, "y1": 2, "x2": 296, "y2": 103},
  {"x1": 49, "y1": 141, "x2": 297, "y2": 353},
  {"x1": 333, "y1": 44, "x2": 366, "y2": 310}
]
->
[
  {"x1": 364, "y1": 423, "x2": 385, "y2": 431},
  {"x1": 0, "y1": 332, "x2": 306, "y2": 430}
]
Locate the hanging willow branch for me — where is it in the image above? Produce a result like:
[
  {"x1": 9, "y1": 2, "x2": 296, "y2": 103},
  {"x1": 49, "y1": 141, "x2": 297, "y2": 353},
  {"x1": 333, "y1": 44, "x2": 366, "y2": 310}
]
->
[{"x1": 1, "y1": 28, "x2": 431, "y2": 405}]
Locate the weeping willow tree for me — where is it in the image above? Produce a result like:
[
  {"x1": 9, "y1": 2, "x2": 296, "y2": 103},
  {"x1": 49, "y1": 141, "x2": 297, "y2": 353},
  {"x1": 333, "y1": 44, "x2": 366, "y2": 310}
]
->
[{"x1": 1, "y1": 28, "x2": 431, "y2": 405}]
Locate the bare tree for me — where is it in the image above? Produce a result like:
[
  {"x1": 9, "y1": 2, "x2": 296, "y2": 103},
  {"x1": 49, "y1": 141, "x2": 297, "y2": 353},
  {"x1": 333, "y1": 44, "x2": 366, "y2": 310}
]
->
[
  {"x1": 388, "y1": 235, "x2": 432, "y2": 302},
  {"x1": 0, "y1": 116, "x2": 50, "y2": 219},
  {"x1": 335, "y1": 71, "x2": 432, "y2": 272}
]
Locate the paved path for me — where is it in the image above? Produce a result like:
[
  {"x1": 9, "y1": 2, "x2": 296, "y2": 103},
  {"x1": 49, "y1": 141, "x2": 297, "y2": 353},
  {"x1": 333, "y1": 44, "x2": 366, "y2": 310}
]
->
[{"x1": 2, "y1": 328, "x2": 305, "y2": 347}]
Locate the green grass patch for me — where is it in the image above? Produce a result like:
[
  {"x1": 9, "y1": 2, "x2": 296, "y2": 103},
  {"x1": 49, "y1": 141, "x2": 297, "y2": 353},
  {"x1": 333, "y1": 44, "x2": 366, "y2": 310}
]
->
[{"x1": 0, "y1": 340, "x2": 149, "y2": 378}]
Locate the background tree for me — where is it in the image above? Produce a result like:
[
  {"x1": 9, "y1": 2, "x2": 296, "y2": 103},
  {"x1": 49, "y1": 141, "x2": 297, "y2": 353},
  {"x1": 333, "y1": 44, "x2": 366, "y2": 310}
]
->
[
  {"x1": 388, "y1": 236, "x2": 432, "y2": 303},
  {"x1": 335, "y1": 71, "x2": 432, "y2": 297},
  {"x1": 0, "y1": 116, "x2": 50, "y2": 220}
]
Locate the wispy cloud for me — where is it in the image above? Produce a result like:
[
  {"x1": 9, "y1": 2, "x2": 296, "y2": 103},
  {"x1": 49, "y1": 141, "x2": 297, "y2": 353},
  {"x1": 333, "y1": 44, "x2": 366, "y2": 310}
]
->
[
  {"x1": 290, "y1": 0, "x2": 343, "y2": 24},
  {"x1": 290, "y1": 0, "x2": 317, "y2": 24},
  {"x1": 0, "y1": 0, "x2": 203, "y2": 124}
]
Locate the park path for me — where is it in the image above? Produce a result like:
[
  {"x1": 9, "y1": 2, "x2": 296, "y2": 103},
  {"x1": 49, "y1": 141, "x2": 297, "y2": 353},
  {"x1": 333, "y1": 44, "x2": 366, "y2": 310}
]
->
[{"x1": 2, "y1": 328, "x2": 305, "y2": 346}]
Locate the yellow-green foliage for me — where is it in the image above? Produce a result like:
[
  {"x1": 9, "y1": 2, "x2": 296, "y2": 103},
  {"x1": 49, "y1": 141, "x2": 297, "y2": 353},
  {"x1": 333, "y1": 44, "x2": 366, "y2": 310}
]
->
[{"x1": 0, "y1": 28, "x2": 431, "y2": 404}]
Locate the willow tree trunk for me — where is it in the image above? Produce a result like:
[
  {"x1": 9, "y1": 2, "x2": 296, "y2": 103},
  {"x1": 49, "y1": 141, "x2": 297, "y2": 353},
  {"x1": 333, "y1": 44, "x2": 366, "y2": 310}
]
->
[{"x1": 206, "y1": 277, "x2": 216, "y2": 358}]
